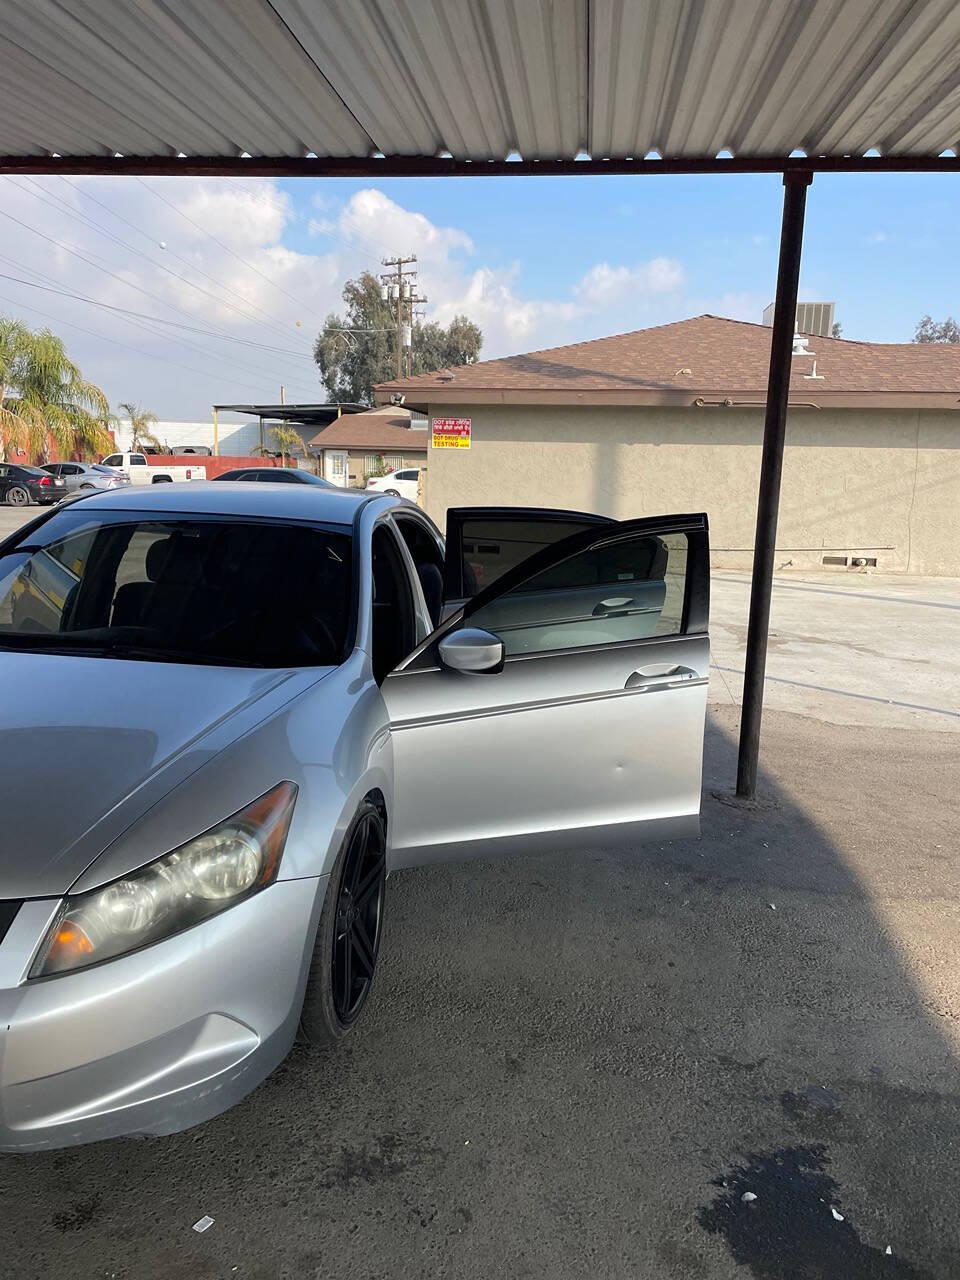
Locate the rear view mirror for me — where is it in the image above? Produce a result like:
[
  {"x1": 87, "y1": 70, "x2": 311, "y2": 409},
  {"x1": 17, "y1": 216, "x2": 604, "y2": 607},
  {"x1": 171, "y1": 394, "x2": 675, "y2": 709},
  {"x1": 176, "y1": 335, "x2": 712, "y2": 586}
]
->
[{"x1": 438, "y1": 628, "x2": 505, "y2": 674}]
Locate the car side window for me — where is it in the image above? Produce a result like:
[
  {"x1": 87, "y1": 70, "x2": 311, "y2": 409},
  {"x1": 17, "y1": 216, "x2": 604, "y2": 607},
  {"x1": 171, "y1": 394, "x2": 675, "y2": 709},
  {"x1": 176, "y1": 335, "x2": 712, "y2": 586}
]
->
[
  {"x1": 370, "y1": 525, "x2": 417, "y2": 683},
  {"x1": 453, "y1": 516, "x2": 606, "y2": 599},
  {"x1": 129, "y1": 455, "x2": 147, "y2": 466},
  {"x1": 468, "y1": 531, "x2": 689, "y2": 657},
  {"x1": 102, "y1": 455, "x2": 122, "y2": 467},
  {"x1": 394, "y1": 516, "x2": 445, "y2": 627}
]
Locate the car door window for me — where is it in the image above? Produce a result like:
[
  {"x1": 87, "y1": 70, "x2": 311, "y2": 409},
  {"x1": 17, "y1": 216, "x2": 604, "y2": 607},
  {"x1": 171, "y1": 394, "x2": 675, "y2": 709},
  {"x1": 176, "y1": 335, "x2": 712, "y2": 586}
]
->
[
  {"x1": 102, "y1": 455, "x2": 122, "y2": 467},
  {"x1": 394, "y1": 515, "x2": 445, "y2": 627},
  {"x1": 444, "y1": 509, "x2": 611, "y2": 601},
  {"x1": 371, "y1": 525, "x2": 416, "y2": 683},
  {"x1": 468, "y1": 530, "x2": 689, "y2": 656}
]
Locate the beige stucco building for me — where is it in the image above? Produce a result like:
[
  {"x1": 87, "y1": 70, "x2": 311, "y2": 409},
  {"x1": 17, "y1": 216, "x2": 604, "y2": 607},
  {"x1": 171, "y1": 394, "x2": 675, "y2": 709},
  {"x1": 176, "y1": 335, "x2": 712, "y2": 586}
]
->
[{"x1": 378, "y1": 316, "x2": 960, "y2": 577}]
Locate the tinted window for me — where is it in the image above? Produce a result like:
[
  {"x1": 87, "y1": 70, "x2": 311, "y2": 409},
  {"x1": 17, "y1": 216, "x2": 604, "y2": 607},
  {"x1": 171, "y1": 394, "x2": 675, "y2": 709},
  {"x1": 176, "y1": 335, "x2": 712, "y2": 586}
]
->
[
  {"x1": 454, "y1": 515, "x2": 607, "y2": 598},
  {"x1": 468, "y1": 531, "x2": 688, "y2": 657},
  {"x1": 102, "y1": 455, "x2": 122, "y2": 467},
  {"x1": 0, "y1": 515, "x2": 353, "y2": 668},
  {"x1": 129, "y1": 455, "x2": 147, "y2": 466}
]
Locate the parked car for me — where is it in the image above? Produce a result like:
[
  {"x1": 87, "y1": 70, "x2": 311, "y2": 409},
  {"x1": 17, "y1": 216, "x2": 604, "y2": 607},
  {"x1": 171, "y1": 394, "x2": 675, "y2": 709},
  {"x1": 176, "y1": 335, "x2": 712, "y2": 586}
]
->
[
  {"x1": 0, "y1": 462, "x2": 67, "y2": 506},
  {"x1": 0, "y1": 486, "x2": 709, "y2": 1148},
  {"x1": 366, "y1": 467, "x2": 420, "y2": 501},
  {"x1": 42, "y1": 462, "x2": 132, "y2": 493},
  {"x1": 212, "y1": 467, "x2": 334, "y2": 486},
  {"x1": 100, "y1": 452, "x2": 206, "y2": 484}
]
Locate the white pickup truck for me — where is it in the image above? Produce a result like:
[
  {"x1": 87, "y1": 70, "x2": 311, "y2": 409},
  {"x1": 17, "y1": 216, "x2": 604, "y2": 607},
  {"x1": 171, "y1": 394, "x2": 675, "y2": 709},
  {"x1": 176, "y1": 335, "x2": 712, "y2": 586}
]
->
[{"x1": 100, "y1": 452, "x2": 207, "y2": 484}]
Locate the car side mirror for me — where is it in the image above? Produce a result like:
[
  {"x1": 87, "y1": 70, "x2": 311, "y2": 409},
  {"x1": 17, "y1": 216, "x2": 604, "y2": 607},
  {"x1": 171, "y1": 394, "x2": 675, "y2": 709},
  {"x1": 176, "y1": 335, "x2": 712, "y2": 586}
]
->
[{"x1": 438, "y1": 627, "x2": 505, "y2": 674}]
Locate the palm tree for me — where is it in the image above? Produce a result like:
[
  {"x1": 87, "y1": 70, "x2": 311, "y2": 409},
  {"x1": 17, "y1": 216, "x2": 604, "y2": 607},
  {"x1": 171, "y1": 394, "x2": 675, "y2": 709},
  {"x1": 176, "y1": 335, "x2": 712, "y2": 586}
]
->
[
  {"x1": 1, "y1": 317, "x2": 114, "y2": 462},
  {"x1": 118, "y1": 400, "x2": 162, "y2": 453},
  {"x1": 271, "y1": 424, "x2": 303, "y2": 467}
]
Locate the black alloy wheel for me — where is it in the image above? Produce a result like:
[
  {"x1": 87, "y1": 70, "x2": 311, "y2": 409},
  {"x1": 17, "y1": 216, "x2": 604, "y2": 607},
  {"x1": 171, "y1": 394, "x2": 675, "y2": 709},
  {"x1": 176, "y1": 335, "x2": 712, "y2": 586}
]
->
[
  {"x1": 5, "y1": 485, "x2": 30, "y2": 506},
  {"x1": 299, "y1": 801, "x2": 387, "y2": 1046},
  {"x1": 332, "y1": 810, "x2": 386, "y2": 1024}
]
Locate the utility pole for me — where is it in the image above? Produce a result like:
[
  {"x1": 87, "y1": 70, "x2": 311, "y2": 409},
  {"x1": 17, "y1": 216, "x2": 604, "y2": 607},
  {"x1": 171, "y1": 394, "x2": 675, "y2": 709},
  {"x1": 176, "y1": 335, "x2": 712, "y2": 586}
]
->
[{"x1": 380, "y1": 256, "x2": 426, "y2": 378}]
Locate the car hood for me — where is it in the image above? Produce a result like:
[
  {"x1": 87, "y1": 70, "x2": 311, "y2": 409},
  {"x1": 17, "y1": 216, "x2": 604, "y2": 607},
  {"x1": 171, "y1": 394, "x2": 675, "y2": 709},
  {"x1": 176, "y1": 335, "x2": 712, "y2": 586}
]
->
[{"x1": 0, "y1": 652, "x2": 326, "y2": 898}]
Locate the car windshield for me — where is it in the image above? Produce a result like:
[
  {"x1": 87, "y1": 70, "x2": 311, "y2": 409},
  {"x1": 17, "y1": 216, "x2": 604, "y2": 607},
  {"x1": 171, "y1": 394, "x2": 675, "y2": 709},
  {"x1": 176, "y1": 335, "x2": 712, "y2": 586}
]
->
[{"x1": 0, "y1": 512, "x2": 353, "y2": 668}]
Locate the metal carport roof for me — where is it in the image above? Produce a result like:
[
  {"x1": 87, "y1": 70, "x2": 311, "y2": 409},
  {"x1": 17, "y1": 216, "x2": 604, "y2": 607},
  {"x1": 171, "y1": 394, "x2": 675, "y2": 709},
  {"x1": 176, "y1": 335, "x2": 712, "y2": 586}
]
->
[{"x1": 2, "y1": 0, "x2": 960, "y2": 175}]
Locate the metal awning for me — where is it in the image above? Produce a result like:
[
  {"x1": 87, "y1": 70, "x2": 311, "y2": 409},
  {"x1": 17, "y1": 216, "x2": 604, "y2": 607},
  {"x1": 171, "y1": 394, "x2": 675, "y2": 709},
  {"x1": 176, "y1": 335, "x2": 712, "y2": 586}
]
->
[
  {"x1": 2, "y1": 0, "x2": 960, "y2": 175},
  {"x1": 213, "y1": 403, "x2": 366, "y2": 424}
]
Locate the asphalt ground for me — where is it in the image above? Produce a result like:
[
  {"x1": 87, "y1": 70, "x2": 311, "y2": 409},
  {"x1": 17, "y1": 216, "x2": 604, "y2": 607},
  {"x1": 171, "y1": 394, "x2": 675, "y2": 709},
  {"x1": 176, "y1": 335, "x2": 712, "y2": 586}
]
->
[{"x1": 1, "y1": 532, "x2": 958, "y2": 1279}]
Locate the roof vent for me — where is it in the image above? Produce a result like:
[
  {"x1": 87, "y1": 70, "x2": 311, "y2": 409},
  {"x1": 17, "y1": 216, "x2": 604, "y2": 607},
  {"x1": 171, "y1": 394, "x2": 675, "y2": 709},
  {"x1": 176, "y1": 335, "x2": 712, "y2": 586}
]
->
[
  {"x1": 436, "y1": 372, "x2": 455, "y2": 383},
  {"x1": 792, "y1": 334, "x2": 814, "y2": 356}
]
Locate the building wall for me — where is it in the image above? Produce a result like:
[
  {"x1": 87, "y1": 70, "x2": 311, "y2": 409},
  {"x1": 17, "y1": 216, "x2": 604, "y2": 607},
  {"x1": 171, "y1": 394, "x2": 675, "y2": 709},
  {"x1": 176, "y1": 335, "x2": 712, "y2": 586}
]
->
[
  {"x1": 420, "y1": 404, "x2": 960, "y2": 576},
  {"x1": 115, "y1": 419, "x2": 264, "y2": 456}
]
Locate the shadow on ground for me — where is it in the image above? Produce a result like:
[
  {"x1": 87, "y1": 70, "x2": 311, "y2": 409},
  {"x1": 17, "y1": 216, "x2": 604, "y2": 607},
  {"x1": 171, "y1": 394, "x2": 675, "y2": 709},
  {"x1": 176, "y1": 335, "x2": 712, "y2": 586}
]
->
[{"x1": 2, "y1": 704, "x2": 958, "y2": 1279}]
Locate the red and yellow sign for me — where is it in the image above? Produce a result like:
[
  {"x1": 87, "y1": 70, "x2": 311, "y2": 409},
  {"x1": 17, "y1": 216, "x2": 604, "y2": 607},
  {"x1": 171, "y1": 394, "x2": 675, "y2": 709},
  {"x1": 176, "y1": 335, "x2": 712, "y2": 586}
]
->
[{"x1": 432, "y1": 417, "x2": 471, "y2": 449}]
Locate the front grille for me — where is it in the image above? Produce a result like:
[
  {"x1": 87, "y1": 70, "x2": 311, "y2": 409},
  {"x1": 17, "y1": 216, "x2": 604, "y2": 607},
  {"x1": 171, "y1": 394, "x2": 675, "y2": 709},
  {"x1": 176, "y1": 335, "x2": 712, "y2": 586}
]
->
[{"x1": 0, "y1": 900, "x2": 23, "y2": 947}]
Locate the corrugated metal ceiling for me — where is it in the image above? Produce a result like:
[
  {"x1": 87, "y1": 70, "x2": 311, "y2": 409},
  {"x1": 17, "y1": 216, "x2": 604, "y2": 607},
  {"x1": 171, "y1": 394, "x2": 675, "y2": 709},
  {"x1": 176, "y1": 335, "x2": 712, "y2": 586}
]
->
[{"x1": 1, "y1": 0, "x2": 959, "y2": 164}]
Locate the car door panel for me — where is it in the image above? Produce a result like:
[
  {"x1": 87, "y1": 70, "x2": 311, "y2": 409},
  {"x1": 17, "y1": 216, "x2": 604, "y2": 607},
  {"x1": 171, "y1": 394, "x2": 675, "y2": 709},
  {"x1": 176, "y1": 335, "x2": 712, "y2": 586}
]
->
[{"x1": 382, "y1": 512, "x2": 709, "y2": 870}]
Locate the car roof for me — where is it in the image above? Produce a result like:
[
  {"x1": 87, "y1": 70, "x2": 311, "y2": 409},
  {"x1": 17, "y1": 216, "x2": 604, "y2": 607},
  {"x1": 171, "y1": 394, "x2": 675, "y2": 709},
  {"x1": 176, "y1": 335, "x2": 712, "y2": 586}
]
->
[{"x1": 70, "y1": 480, "x2": 391, "y2": 524}]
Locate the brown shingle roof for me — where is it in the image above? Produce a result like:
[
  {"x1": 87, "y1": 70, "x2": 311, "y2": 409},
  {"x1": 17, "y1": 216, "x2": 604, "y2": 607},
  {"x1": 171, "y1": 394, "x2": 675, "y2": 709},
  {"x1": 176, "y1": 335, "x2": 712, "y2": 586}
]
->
[
  {"x1": 309, "y1": 407, "x2": 428, "y2": 451},
  {"x1": 375, "y1": 316, "x2": 960, "y2": 409}
]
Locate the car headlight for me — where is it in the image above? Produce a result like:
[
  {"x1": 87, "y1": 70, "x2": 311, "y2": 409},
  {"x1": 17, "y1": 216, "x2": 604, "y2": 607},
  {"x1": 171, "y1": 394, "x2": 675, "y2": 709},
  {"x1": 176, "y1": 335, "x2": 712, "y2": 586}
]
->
[{"x1": 31, "y1": 782, "x2": 298, "y2": 978}]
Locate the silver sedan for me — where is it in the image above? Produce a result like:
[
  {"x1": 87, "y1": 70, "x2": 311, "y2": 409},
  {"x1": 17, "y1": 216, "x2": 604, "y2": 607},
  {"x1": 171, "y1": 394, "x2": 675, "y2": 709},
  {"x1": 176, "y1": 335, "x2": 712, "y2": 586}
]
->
[
  {"x1": 41, "y1": 461, "x2": 132, "y2": 493},
  {"x1": 0, "y1": 483, "x2": 709, "y2": 1149}
]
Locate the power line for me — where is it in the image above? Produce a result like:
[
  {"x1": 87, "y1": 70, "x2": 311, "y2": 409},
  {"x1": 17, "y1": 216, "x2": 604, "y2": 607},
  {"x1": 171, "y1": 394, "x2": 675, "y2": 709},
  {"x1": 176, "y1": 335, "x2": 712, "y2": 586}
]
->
[
  {"x1": 6, "y1": 176, "x2": 313, "y2": 349},
  {"x1": 135, "y1": 177, "x2": 330, "y2": 324},
  {"x1": 222, "y1": 176, "x2": 394, "y2": 261},
  {"x1": 0, "y1": 271, "x2": 318, "y2": 358},
  {"x1": 55, "y1": 177, "x2": 320, "y2": 345},
  {"x1": 0, "y1": 290, "x2": 275, "y2": 399},
  {"x1": 0, "y1": 259, "x2": 319, "y2": 400}
]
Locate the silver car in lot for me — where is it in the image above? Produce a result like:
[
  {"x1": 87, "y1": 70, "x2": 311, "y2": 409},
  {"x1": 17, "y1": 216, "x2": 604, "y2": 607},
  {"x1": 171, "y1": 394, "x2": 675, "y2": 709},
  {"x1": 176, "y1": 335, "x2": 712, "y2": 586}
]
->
[
  {"x1": 41, "y1": 461, "x2": 132, "y2": 493},
  {"x1": 0, "y1": 483, "x2": 710, "y2": 1149}
]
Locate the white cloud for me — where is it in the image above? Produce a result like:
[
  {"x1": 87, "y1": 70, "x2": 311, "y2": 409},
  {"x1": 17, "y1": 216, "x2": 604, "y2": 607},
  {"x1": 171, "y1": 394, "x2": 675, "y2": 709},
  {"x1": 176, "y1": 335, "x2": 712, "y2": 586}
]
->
[
  {"x1": 574, "y1": 257, "x2": 684, "y2": 308},
  {"x1": 0, "y1": 176, "x2": 704, "y2": 417}
]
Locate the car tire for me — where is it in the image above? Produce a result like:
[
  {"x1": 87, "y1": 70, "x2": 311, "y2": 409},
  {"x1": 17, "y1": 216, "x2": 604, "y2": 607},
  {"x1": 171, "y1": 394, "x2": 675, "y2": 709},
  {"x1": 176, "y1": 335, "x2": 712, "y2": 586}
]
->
[
  {"x1": 80, "y1": 483, "x2": 95, "y2": 490},
  {"x1": 384, "y1": 488, "x2": 401, "y2": 497},
  {"x1": 298, "y1": 800, "x2": 387, "y2": 1048},
  {"x1": 5, "y1": 485, "x2": 30, "y2": 507}
]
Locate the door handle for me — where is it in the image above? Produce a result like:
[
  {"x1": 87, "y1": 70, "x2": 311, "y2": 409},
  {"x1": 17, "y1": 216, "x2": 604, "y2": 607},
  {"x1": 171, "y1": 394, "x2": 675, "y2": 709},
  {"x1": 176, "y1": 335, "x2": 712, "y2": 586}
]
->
[
  {"x1": 593, "y1": 596, "x2": 637, "y2": 615},
  {"x1": 624, "y1": 664, "x2": 698, "y2": 690}
]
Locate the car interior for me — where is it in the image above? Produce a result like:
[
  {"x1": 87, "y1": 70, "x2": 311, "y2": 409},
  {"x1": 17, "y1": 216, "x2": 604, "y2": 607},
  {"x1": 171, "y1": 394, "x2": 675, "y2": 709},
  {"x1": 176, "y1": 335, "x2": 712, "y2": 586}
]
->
[
  {"x1": 4, "y1": 521, "x2": 353, "y2": 667},
  {"x1": 370, "y1": 526, "x2": 416, "y2": 683}
]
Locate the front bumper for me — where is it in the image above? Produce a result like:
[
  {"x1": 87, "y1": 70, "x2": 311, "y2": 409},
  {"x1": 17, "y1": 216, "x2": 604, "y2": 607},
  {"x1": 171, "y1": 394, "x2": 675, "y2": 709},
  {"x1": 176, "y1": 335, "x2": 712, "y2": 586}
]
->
[{"x1": 0, "y1": 875, "x2": 326, "y2": 1150}]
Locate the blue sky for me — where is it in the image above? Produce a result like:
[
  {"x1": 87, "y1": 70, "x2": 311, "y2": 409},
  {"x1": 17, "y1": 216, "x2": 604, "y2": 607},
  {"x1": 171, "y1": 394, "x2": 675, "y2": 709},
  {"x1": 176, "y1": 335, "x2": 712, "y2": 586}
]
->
[
  {"x1": 281, "y1": 170, "x2": 956, "y2": 342},
  {"x1": 0, "y1": 170, "x2": 956, "y2": 419}
]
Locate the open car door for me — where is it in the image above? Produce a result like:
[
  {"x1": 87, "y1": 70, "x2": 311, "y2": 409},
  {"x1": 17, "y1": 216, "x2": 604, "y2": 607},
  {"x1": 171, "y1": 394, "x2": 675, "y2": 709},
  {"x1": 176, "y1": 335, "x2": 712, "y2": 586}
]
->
[{"x1": 381, "y1": 511, "x2": 710, "y2": 869}]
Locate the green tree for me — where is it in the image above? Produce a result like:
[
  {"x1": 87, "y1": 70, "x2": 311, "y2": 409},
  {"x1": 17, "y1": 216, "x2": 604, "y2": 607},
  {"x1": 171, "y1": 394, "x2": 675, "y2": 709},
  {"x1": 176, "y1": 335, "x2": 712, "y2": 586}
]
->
[
  {"x1": 913, "y1": 315, "x2": 960, "y2": 343},
  {"x1": 271, "y1": 424, "x2": 303, "y2": 466},
  {"x1": 411, "y1": 315, "x2": 483, "y2": 377},
  {"x1": 314, "y1": 271, "x2": 483, "y2": 404},
  {"x1": 1, "y1": 315, "x2": 113, "y2": 462},
  {"x1": 118, "y1": 400, "x2": 161, "y2": 452}
]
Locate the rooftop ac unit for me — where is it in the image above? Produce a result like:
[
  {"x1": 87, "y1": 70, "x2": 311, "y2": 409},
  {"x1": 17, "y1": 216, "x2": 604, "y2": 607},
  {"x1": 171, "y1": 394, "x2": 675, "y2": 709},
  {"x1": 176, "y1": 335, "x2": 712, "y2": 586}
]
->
[{"x1": 762, "y1": 301, "x2": 835, "y2": 337}]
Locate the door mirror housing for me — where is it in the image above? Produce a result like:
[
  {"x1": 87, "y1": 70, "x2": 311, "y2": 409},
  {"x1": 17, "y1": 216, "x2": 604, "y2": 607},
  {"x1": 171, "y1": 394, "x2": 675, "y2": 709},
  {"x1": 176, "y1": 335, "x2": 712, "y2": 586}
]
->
[{"x1": 438, "y1": 628, "x2": 505, "y2": 674}]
